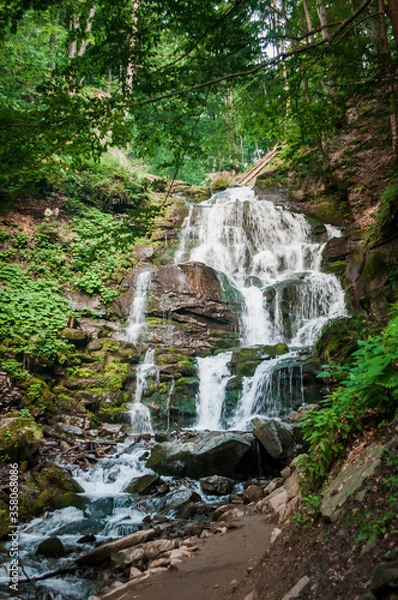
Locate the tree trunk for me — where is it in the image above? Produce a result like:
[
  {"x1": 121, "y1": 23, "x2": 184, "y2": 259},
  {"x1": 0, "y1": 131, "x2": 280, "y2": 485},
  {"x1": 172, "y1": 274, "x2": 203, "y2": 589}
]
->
[
  {"x1": 316, "y1": 1, "x2": 330, "y2": 41},
  {"x1": 379, "y1": 0, "x2": 398, "y2": 156},
  {"x1": 303, "y1": 0, "x2": 314, "y2": 42},
  {"x1": 386, "y1": 0, "x2": 398, "y2": 47},
  {"x1": 126, "y1": 0, "x2": 140, "y2": 93},
  {"x1": 78, "y1": 6, "x2": 96, "y2": 57}
]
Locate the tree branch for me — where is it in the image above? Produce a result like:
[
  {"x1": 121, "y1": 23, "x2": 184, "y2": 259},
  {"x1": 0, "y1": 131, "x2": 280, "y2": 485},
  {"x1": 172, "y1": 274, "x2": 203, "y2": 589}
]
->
[{"x1": 128, "y1": 0, "x2": 374, "y2": 110}]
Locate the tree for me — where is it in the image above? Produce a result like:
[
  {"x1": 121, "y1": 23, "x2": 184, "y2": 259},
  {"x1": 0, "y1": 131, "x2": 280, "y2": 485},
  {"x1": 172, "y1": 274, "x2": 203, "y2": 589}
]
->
[{"x1": 0, "y1": 0, "x2": 397, "y2": 194}]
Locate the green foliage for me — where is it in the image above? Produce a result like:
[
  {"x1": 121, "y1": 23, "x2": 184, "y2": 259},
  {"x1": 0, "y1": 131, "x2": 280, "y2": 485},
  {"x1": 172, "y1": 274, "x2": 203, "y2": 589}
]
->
[
  {"x1": 0, "y1": 264, "x2": 71, "y2": 362},
  {"x1": 300, "y1": 309, "x2": 398, "y2": 490},
  {"x1": 1, "y1": 358, "x2": 29, "y2": 382}
]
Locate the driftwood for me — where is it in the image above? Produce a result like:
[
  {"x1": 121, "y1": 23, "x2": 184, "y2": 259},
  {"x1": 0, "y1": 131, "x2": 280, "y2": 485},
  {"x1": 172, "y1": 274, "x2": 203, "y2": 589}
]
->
[
  {"x1": 75, "y1": 528, "x2": 157, "y2": 566},
  {"x1": 18, "y1": 563, "x2": 79, "y2": 585}
]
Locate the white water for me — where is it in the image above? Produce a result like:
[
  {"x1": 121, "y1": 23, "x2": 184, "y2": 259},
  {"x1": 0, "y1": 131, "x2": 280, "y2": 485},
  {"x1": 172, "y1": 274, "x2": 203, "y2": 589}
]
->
[
  {"x1": 176, "y1": 186, "x2": 346, "y2": 428},
  {"x1": 126, "y1": 270, "x2": 151, "y2": 344},
  {"x1": 130, "y1": 348, "x2": 156, "y2": 434},
  {"x1": 195, "y1": 352, "x2": 232, "y2": 430}
]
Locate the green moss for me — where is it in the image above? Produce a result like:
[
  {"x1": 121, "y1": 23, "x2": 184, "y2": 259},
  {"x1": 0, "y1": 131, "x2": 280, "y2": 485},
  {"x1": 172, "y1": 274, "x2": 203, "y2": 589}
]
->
[
  {"x1": 0, "y1": 413, "x2": 43, "y2": 462},
  {"x1": 363, "y1": 252, "x2": 386, "y2": 282}
]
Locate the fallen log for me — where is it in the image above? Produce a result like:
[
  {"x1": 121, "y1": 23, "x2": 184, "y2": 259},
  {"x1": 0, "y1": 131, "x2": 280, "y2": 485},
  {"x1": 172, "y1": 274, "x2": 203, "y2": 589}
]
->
[{"x1": 75, "y1": 528, "x2": 157, "y2": 566}]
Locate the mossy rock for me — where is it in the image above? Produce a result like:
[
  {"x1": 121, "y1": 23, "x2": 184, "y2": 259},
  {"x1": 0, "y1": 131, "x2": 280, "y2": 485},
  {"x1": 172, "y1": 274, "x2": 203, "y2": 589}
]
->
[
  {"x1": 229, "y1": 344, "x2": 289, "y2": 371},
  {"x1": 60, "y1": 328, "x2": 90, "y2": 347},
  {"x1": 36, "y1": 536, "x2": 67, "y2": 557},
  {"x1": 209, "y1": 172, "x2": 234, "y2": 191},
  {"x1": 173, "y1": 184, "x2": 211, "y2": 202},
  {"x1": 0, "y1": 499, "x2": 10, "y2": 539},
  {"x1": 234, "y1": 360, "x2": 261, "y2": 377},
  {"x1": 0, "y1": 413, "x2": 43, "y2": 462},
  {"x1": 315, "y1": 316, "x2": 363, "y2": 363},
  {"x1": 123, "y1": 473, "x2": 160, "y2": 495},
  {"x1": 305, "y1": 215, "x2": 327, "y2": 236},
  {"x1": 362, "y1": 251, "x2": 387, "y2": 282},
  {"x1": 29, "y1": 463, "x2": 84, "y2": 493}
]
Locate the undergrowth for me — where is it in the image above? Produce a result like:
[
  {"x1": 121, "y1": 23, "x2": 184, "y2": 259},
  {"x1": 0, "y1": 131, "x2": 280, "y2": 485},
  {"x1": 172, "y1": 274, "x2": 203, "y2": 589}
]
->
[{"x1": 299, "y1": 304, "x2": 398, "y2": 491}]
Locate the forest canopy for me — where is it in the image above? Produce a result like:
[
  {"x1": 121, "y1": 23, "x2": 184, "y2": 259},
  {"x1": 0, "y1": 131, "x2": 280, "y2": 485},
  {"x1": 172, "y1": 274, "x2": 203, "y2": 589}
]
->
[{"x1": 1, "y1": 0, "x2": 398, "y2": 193}]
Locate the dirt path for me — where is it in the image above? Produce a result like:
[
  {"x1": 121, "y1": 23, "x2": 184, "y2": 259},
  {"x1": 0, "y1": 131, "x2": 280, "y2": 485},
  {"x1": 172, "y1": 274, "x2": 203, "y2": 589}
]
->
[{"x1": 97, "y1": 513, "x2": 274, "y2": 600}]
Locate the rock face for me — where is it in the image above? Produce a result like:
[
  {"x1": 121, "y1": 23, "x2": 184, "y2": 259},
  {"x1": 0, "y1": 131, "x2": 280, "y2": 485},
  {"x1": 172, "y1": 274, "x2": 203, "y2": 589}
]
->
[
  {"x1": 321, "y1": 441, "x2": 387, "y2": 522},
  {"x1": 147, "y1": 262, "x2": 243, "y2": 331},
  {"x1": 146, "y1": 431, "x2": 253, "y2": 479},
  {"x1": 252, "y1": 417, "x2": 296, "y2": 467}
]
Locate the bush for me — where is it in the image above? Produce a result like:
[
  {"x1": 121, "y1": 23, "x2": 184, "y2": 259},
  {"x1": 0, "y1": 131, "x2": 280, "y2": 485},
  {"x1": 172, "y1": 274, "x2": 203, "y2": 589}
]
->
[{"x1": 300, "y1": 306, "x2": 398, "y2": 489}]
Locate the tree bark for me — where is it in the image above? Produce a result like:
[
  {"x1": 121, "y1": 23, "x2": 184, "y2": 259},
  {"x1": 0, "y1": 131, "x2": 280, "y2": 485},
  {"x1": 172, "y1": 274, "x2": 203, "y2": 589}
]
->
[
  {"x1": 126, "y1": 0, "x2": 140, "y2": 93},
  {"x1": 316, "y1": 1, "x2": 331, "y2": 41},
  {"x1": 386, "y1": 0, "x2": 398, "y2": 47}
]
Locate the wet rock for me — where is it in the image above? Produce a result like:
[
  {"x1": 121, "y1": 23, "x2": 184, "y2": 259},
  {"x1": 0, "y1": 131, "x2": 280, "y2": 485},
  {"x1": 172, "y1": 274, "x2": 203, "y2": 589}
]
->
[
  {"x1": 36, "y1": 536, "x2": 67, "y2": 557},
  {"x1": 252, "y1": 418, "x2": 295, "y2": 465},
  {"x1": 148, "y1": 262, "x2": 243, "y2": 331},
  {"x1": 86, "y1": 497, "x2": 115, "y2": 519},
  {"x1": 199, "y1": 475, "x2": 235, "y2": 496},
  {"x1": 146, "y1": 431, "x2": 252, "y2": 479},
  {"x1": 123, "y1": 473, "x2": 160, "y2": 495},
  {"x1": 0, "y1": 412, "x2": 43, "y2": 462}
]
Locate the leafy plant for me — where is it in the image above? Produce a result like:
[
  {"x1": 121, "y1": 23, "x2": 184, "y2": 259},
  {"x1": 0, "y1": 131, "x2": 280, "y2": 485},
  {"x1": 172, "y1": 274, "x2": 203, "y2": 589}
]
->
[
  {"x1": 300, "y1": 308, "x2": 398, "y2": 490},
  {"x1": 0, "y1": 264, "x2": 71, "y2": 362}
]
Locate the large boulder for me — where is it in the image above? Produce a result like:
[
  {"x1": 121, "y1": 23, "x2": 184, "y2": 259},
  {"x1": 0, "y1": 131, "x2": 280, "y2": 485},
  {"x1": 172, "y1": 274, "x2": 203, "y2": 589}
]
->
[
  {"x1": 19, "y1": 463, "x2": 86, "y2": 520},
  {"x1": 146, "y1": 431, "x2": 253, "y2": 479},
  {"x1": 147, "y1": 262, "x2": 243, "y2": 331},
  {"x1": 0, "y1": 413, "x2": 43, "y2": 463},
  {"x1": 252, "y1": 417, "x2": 295, "y2": 466}
]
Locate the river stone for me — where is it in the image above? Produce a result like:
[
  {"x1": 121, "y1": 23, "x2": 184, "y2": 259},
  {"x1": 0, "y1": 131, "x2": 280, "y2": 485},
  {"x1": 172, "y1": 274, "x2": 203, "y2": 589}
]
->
[
  {"x1": 252, "y1": 418, "x2": 295, "y2": 464},
  {"x1": 146, "y1": 431, "x2": 252, "y2": 479},
  {"x1": 123, "y1": 474, "x2": 160, "y2": 495},
  {"x1": 321, "y1": 441, "x2": 387, "y2": 522},
  {"x1": 199, "y1": 475, "x2": 235, "y2": 496},
  {"x1": 147, "y1": 262, "x2": 243, "y2": 330},
  {"x1": 36, "y1": 536, "x2": 67, "y2": 558}
]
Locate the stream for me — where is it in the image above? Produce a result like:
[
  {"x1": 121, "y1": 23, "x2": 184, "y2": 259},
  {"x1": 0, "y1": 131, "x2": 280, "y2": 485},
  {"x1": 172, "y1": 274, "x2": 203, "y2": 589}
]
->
[{"x1": 0, "y1": 186, "x2": 346, "y2": 599}]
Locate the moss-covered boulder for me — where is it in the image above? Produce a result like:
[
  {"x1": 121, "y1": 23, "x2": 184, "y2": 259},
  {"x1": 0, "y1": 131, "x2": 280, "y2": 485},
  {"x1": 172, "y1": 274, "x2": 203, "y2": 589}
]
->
[
  {"x1": 228, "y1": 344, "x2": 289, "y2": 378},
  {"x1": 60, "y1": 327, "x2": 90, "y2": 347},
  {"x1": 19, "y1": 463, "x2": 86, "y2": 520},
  {"x1": 0, "y1": 413, "x2": 43, "y2": 462},
  {"x1": 36, "y1": 536, "x2": 67, "y2": 557}
]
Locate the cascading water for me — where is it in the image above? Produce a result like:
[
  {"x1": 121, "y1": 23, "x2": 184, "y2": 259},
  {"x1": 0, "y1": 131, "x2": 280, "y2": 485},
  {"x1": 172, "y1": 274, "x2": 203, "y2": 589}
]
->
[
  {"x1": 130, "y1": 348, "x2": 157, "y2": 434},
  {"x1": 195, "y1": 352, "x2": 232, "y2": 430},
  {"x1": 176, "y1": 186, "x2": 346, "y2": 428},
  {"x1": 126, "y1": 270, "x2": 151, "y2": 344}
]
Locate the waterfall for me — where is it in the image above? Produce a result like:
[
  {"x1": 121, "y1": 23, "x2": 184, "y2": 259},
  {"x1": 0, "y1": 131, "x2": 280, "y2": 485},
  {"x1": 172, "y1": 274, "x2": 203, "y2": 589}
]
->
[
  {"x1": 195, "y1": 352, "x2": 232, "y2": 430},
  {"x1": 176, "y1": 186, "x2": 346, "y2": 427},
  {"x1": 231, "y1": 353, "x2": 305, "y2": 430},
  {"x1": 130, "y1": 348, "x2": 156, "y2": 434},
  {"x1": 126, "y1": 270, "x2": 151, "y2": 344}
]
